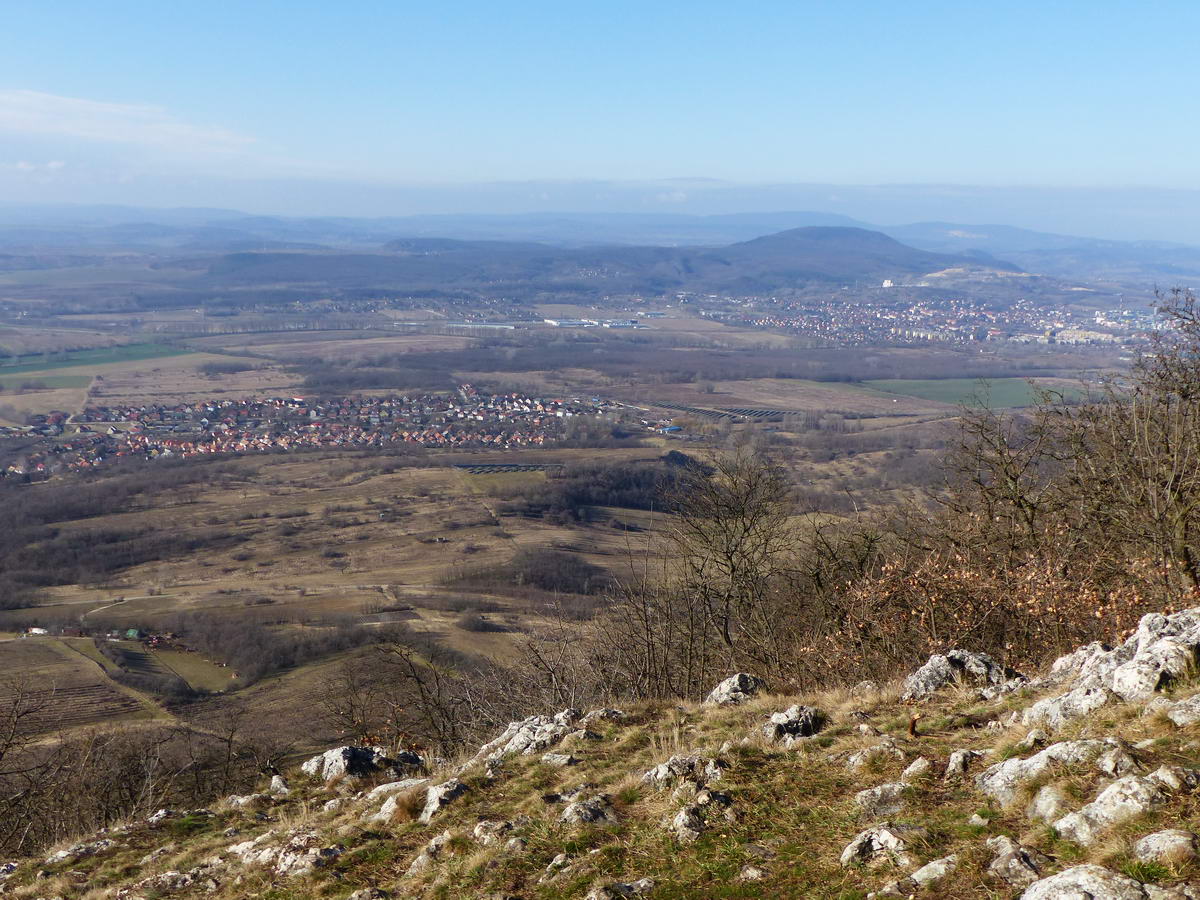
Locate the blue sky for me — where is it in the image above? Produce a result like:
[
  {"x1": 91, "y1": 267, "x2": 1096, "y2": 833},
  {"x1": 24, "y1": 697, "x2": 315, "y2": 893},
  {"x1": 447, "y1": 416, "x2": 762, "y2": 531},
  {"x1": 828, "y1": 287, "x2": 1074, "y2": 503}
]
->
[{"x1": 1, "y1": 1, "x2": 1198, "y2": 226}]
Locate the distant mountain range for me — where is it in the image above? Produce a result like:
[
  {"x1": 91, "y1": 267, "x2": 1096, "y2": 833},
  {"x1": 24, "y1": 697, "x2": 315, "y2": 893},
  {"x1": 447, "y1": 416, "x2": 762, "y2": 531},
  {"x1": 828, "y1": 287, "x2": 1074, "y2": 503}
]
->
[
  {"x1": 0, "y1": 204, "x2": 1197, "y2": 286},
  {"x1": 196, "y1": 227, "x2": 1016, "y2": 296}
]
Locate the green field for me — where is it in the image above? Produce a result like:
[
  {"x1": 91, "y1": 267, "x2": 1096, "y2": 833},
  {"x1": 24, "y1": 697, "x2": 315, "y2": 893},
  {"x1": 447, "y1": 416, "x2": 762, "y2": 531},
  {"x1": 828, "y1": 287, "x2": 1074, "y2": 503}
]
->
[
  {"x1": 153, "y1": 649, "x2": 235, "y2": 692},
  {"x1": 863, "y1": 377, "x2": 1074, "y2": 407},
  {"x1": 0, "y1": 343, "x2": 187, "y2": 376},
  {"x1": 0, "y1": 374, "x2": 92, "y2": 389}
]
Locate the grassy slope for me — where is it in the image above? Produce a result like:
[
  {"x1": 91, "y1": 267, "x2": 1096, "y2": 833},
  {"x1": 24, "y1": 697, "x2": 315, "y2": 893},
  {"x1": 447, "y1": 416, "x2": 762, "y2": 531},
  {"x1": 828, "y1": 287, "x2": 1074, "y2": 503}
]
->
[{"x1": 6, "y1": 649, "x2": 1199, "y2": 900}]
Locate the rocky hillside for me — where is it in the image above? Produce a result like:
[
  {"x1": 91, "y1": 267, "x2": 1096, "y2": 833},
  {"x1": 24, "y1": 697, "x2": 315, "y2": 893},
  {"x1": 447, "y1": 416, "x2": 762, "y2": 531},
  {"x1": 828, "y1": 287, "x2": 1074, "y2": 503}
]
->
[{"x1": 4, "y1": 607, "x2": 1200, "y2": 899}]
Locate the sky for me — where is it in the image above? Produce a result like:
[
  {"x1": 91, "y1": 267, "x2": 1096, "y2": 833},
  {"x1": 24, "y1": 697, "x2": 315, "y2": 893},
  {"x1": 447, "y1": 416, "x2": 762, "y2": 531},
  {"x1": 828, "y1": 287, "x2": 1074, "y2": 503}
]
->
[{"x1": 2, "y1": 1, "x2": 1199, "y2": 237}]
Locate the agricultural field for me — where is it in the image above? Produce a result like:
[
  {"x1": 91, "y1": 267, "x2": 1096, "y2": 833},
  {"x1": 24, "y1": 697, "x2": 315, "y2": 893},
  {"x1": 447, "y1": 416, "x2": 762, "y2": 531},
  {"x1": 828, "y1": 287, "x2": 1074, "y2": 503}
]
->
[
  {"x1": 864, "y1": 376, "x2": 1086, "y2": 407},
  {"x1": 0, "y1": 638, "x2": 164, "y2": 736}
]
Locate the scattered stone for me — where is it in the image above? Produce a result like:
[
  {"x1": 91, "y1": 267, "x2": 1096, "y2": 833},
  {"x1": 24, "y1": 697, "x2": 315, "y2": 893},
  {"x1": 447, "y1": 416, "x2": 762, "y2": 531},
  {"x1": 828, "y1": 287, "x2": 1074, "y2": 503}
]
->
[
  {"x1": 542, "y1": 752, "x2": 578, "y2": 767},
  {"x1": 900, "y1": 757, "x2": 931, "y2": 783},
  {"x1": 1023, "y1": 608, "x2": 1200, "y2": 730},
  {"x1": 146, "y1": 809, "x2": 174, "y2": 825},
  {"x1": 975, "y1": 739, "x2": 1109, "y2": 805},
  {"x1": 542, "y1": 852, "x2": 570, "y2": 881},
  {"x1": 846, "y1": 738, "x2": 906, "y2": 772},
  {"x1": 852, "y1": 680, "x2": 880, "y2": 695},
  {"x1": 901, "y1": 649, "x2": 1014, "y2": 701},
  {"x1": 876, "y1": 854, "x2": 959, "y2": 896},
  {"x1": 739, "y1": 865, "x2": 768, "y2": 881},
  {"x1": 762, "y1": 704, "x2": 825, "y2": 745},
  {"x1": 1020, "y1": 863, "x2": 1151, "y2": 900},
  {"x1": 419, "y1": 779, "x2": 469, "y2": 824},
  {"x1": 43, "y1": 838, "x2": 116, "y2": 865},
  {"x1": 225, "y1": 792, "x2": 267, "y2": 808},
  {"x1": 839, "y1": 823, "x2": 928, "y2": 869},
  {"x1": 1165, "y1": 694, "x2": 1200, "y2": 727},
  {"x1": 504, "y1": 836, "x2": 527, "y2": 853},
  {"x1": 1053, "y1": 775, "x2": 1167, "y2": 845},
  {"x1": 405, "y1": 830, "x2": 453, "y2": 877},
  {"x1": 1025, "y1": 784, "x2": 1068, "y2": 823},
  {"x1": 267, "y1": 774, "x2": 290, "y2": 797},
  {"x1": 986, "y1": 836, "x2": 1051, "y2": 888},
  {"x1": 980, "y1": 676, "x2": 1030, "y2": 700},
  {"x1": 561, "y1": 794, "x2": 617, "y2": 826},
  {"x1": 944, "y1": 749, "x2": 986, "y2": 780},
  {"x1": 1134, "y1": 830, "x2": 1199, "y2": 865},
  {"x1": 473, "y1": 820, "x2": 513, "y2": 847},
  {"x1": 229, "y1": 829, "x2": 343, "y2": 877},
  {"x1": 300, "y1": 745, "x2": 382, "y2": 781},
  {"x1": 642, "y1": 754, "x2": 726, "y2": 789},
  {"x1": 581, "y1": 708, "x2": 625, "y2": 726},
  {"x1": 584, "y1": 878, "x2": 655, "y2": 900},
  {"x1": 1015, "y1": 729, "x2": 1050, "y2": 752},
  {"x1": 705, "y1": 673, "x2": 764, "y2": 705},
  {"x1": 854, "y1": 783, "x2": 907, "y2": 817},
  {"x1": 348, "y1": 890, "x2": 391, "y2": 900},
  {"x1": 969, "y1": 813, "x2": 989, "y2": 827},
  {"x1": 670, "y1": 805, "x2": 706, "y2": 843},
  {"x1": 1098, "y1": 740, "x2": 1142, "y2": 777},
  {"x1": 1148, "y1": 765, "x2": 1200, "y2": 791},
  {"x1": 466, "y1": 709, "x2": 582, "y2": 767}
]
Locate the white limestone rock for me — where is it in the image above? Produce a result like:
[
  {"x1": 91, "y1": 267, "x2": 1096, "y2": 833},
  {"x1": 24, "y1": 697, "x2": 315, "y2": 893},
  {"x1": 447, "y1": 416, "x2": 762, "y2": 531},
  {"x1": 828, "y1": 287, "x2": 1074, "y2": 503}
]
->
[
  {"x1": 986, "y1": 836, "x2": 1052, "y2": 887},
  {"x1": 1134, "y1": 829, "x2": 1199, "y2": 865},
  {"x1": 975, "y1": 739, "x2": 1109, "y2": 805},
  {"x1": 839, "y1": 823, "x2": 928, "y2": 869},
  {"x1": 418, "y1": 779, "x2": 468, "y2": 824},
  {"x1": 704, "y1": 673, "x2": 764, "y2": 705},
  {"x1": 901, "y1": 649, "x2": 1013, "y2": 701},
  {"x1": 1053, "y1": 776, "x2": 1167, "y2": 845},
  {"x1": 1019, "y1": 864, "x2": 1152, "y2": 900},
  {"x1": 854, "y1": 783, "x2": 907, "y2": 818}
]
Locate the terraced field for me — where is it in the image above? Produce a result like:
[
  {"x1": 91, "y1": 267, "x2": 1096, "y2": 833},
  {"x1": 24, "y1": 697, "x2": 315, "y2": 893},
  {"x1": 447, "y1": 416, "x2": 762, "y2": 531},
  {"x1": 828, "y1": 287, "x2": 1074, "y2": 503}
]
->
[{"x1": 0, "y1": 638, "x2": 160, "y2": 734}]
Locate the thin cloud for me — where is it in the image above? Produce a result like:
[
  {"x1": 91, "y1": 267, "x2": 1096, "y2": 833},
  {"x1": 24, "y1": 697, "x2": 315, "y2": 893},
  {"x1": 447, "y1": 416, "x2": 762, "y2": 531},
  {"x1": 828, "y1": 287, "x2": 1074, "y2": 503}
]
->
[{"x1": 0, "y1": 89, "x2": 255, "y2": 154}]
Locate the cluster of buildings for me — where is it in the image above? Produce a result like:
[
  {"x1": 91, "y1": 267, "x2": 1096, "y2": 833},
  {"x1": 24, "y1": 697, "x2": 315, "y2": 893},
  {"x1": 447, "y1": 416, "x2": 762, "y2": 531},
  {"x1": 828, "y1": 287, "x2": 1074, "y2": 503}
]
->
[
  {"x1": 699, "y1": 295, "x2": 1150, "y2": 348},
  {"x1": 0, "y1": 388, "x2": 624, "y2": 480}
]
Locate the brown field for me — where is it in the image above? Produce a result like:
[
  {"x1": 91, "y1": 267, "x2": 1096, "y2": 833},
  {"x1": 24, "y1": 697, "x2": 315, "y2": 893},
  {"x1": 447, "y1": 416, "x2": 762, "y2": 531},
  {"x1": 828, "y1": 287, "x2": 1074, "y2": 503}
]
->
[
  {"x1": 0, "y1": 638, "x2": 164, "y2": 735},
  {"x1": 27, "y1": 449, "x2": 660, "y2": 641}
]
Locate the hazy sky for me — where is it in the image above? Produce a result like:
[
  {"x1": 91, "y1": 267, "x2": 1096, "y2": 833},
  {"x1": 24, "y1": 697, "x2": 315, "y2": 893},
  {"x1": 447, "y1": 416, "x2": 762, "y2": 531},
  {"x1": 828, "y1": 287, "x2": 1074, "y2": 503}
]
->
[{"x1": 2, "y1": 1, "x2": 1199, "y2": 230}]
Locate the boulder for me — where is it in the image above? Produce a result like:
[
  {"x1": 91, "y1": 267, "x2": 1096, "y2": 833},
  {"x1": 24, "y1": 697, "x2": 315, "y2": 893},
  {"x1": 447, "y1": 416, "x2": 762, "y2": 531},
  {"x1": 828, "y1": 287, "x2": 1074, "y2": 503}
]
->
[
  {"x1": 1024, "y1": 607, "x2": 1200, "y2": 729},
  {"x1": 642, "y1": 754, "x2": 726, "y2": 789},
  {"x1": 846, "y1": 738, "x2": 906, "y2": 772},
  {"x1": 1020, "y1": 864, "x2": 1152, "y2": 900},
  {"x1": 705, "y1": 673, "x2": 764, "y2": 705},
  {"x1": 1053, "y1": 776, "x2": 1167, "y2": 845},
  {"x1": 1134, "y1": 830, "x2": 1199, "y2": 865},
  {"x1": 854, "y1": 783, "x2": 907, "y2": 818},
  {"x1": 975, "y1": 739, "x2": 1109, "y2": 805},
  {"x1": 560, "y1": 794, "x2": 617, "y2": 826},
  {"x1": 1165, "y1": 694, "x2": 1200, "y2": 727},
  {"x1": 542, "y1": 752, "x2": 578, "y2": 767},
  {"x1": 986, "y1": 836, "x2": 1051, "y2": 887},
  {"x1": 900, "y1": 757, "x2": 931, "y2": 783},
  {"x1": 839, "y1": 823, "x2": 928, "y2": 869},
  {"x1": 762, "y1": 704, "x2": 825, "y2": 745},
  {"x1": 1026, "y1": 784, "x2": 1069, "y2": 823},
  {"x1": 405, "y1": 829, "x2": 453, "y2": 876},
  {"x1": 901, "y1": 649, "x2": 1013, "y2": 701},
  {"x1": 580, "y1": 708, "x2": 625, "y2": 726},
  {"x1": 944, "y1": 749, "x2": 987, "y2": 780},
  {"x1": 419, "y1": 779, "x2": 468, "y2": 824},
  {"x1": 670, "y1": 805, "x2": 706, "y2": 843},
  {"x1": 585, "y1": 879, "x2": 655, "y2": 900},
  {"x1": 876, "y1": 854, "x2": 958, "y2": 896},
  {"x1": 300, "y1": 746, "x2": 381, "y2": 781},
  {"x1": 472, "y1": 820, "x2": 513, "y2": 847},
  {"x1": 465, "y1": 709, "x2": 582, "y2": 767},
  {"x1": 267, "y1": 775, "x2": 290, "y2": 798}
]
